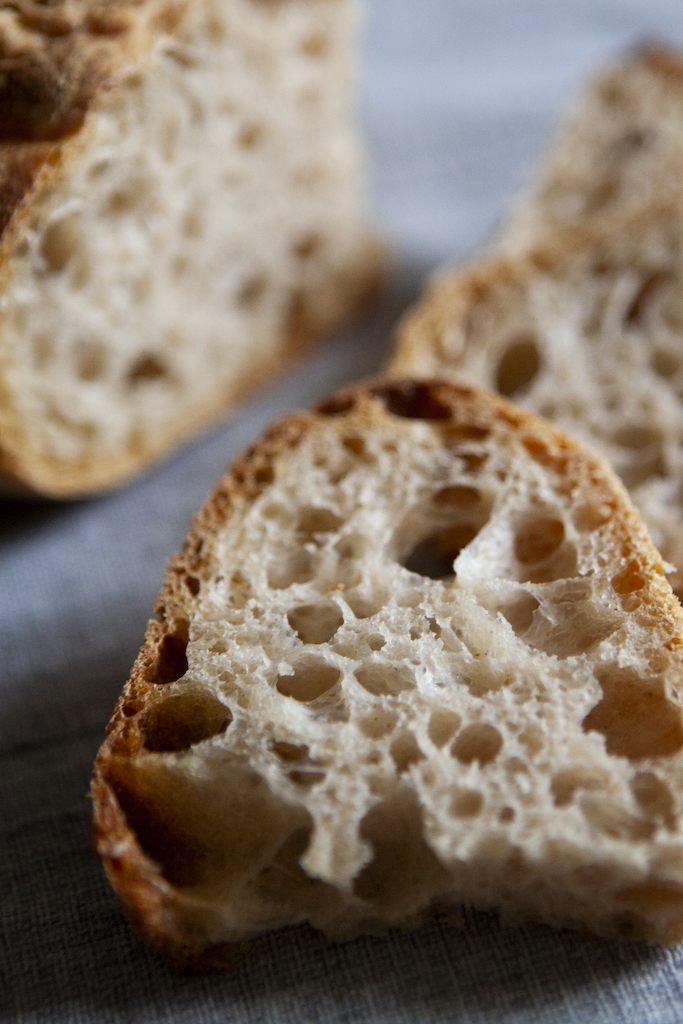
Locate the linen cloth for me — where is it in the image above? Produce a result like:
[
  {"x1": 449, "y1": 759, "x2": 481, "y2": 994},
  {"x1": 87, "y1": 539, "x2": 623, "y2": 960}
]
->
[{"x1": 4, "y1": 0, "x2": 683, "y2": 1020}]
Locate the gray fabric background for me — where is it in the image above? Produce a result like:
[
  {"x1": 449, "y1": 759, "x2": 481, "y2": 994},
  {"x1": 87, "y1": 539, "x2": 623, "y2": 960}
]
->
[{"x1": 4, "y1": 0, "x2": 683, "y2": 1019}]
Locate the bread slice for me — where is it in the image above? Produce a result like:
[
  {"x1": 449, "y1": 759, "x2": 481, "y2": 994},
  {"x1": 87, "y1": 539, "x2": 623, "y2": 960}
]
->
[
  {"x1": 391, "y1": 200, "x2": 683, "y2": 601},
  {"x1": 0, "y1": 0, "x2": 382, "y2": 498},
  {"x1": 93, "y1": 377, "x2": 683, "y2": 966},
  {"x1": 498, "y1": 42, "x2": 683, "y2": 254}
]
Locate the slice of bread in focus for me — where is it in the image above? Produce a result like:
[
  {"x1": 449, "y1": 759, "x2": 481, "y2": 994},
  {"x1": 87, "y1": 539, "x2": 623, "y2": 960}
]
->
[
  {"x1": 391, "y1": 201, "x2": 683, "y2": 600},
  {"x1": 498, "y1": 42, "x2": 683, "y2": 254},
  {"x1": 0, "y1": 0, "x2": 382, "y2": 497},
  {"x1": 93, "y1": 378, "x2": 683, "y2": 967}
]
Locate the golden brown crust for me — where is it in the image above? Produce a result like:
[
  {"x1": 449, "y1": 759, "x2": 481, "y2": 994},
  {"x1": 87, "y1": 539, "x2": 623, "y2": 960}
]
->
[
  {"x1": 92, "y1": 403, "x2": 319, "y2": 966},
  {"x1": 92, "y1": 376, "x2": 683, "y2": 962},
  {"x1": 0, "y1": 0, "x2": 167, "y2": 244}
]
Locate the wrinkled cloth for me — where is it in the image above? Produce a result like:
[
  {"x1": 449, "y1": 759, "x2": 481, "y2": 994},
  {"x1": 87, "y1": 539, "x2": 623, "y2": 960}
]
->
[{"x1": 4, "y1": 1, "x2": 683, "y2": 1020}]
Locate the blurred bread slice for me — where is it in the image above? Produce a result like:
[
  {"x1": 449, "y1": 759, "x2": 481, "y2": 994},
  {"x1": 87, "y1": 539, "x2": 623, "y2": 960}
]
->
[
  {"x1": 0, "y1": 0, "x2": 382, "y2": 497},
  {"x1": 93, "y1": 378, "x2": 683, "y2": 966},
  {"x1": 391, "y1": 202, "x2": 683, "y2": 599},
  {"x1": 499, "y1": 42, "x2": 683, "y2": 254}
]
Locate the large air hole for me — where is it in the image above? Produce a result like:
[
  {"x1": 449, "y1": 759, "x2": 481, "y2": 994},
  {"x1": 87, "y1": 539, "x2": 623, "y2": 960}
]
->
[
  {"x1": 106, "y1": 175, "x2": 153, "y2": 215},
  {"x1": 297, "y1": 506, "x2": 343, "y2": 538},
  {"x1": 611, "y1": 560, "x2": 646, "y2": 596},
  {"x1": 390, "y1": 732, "x2": 424, "y2": 772},
  {"x1": 583, "y1": 667, "x2": 683, "y2": 760},
  {"x1": 108, "y1": 760, "x2": 301, "y2": 889},
  {"x1": 613, "y1": 424, "x2": 661, "y2": 450},
  {"x1": 147, "y1": 632, "x2": 188, "y2": 685},
  {"x1": 624, "y1": 273, "x2": 669, "y2": 326},
  {"x1": 335, "y1": 532, "x2": 369, "y2": 560},
  {"x1": 126, "y1": 353, "x2": 169, "y2": 388},
  {"x1": 289, "y1": 771, "x2": 325, "y2": 788},
  {"x1": 612, "y1": 423, "x2": 664, "y2": 487},
  {"x1": 525, "y1": 601, "x2": 618, "y2": 659},
  {"x1": 398, "y1": 486, "x2": 493, "y2": 581},
  {"x1": 428, "y1": 708, "x2": 462, "y2": 747},
  {"x1": 402, "y1": 524, "x2": 478, "y2": 580},
  {"x1": 513, "y1": 514, "x2": 577, "y2": 583},
  {"x1": 432, "y1": 485, "x2": 481, "y2": 509},
  {"x1": 267, "y1": 549, "x2": 316, "y2": 589},
  {"x1": 550, "y1": 766, "x2": 608, "y2": 807},
  {"x1": 451, "y1": 723, "x2": 502, "y2": 766},
  {"x1": 237, "y1": 122, "x2": 265, "y2": 149},
  {"x1": 359, "y1": 708, "x2": 398, "y2": 739},
  {"x1": 449, "y1": 789, "x2": 483, "y2": 818},
  {"x1": 342, "y1": 434, "x2": 367, "y2": 458},
  {"x1": 496, "y1": 334, "x2": 541, "y2": 397},
  {"x1": 515, "y1": 515, "x2": 564, "y2": 563},
  {"x1": 630, "y1": 772, "x2": 675, "y2": 821},
  {"x1": 499, "y1": 593, "x2": 539, "y2": 635},
  {"x1": 237, "y1": 273, "x2": 268, "y2": 308},
  {"x1": 41, "y1": 212, "x2": 84, "y2": 273},
  {"x1": 375, "y1": 382, "x2": 452, "y2": 420},
  {"x1": 355, "y1": 663, "x2": 414, "y2": 696},
  {"x1": 345, "y1": 591, "x2": 385, "y2": 619},
  {"x1": 651, "y1": 348, "x2": 680, "y2": 379},
  {"x1": 293, "y1": 232, "x2": 323, "y2": 259},
  {"x1": 573, "y1": 498, "x2": 614, "y2": 533},
  {"x1": 276, "y1": 659, "x2": 341, "y2": 702},
  {"x1": 352, "y1": 791, "x2": 451, "y2": 913},
  {"x1": 272, "y1": 741, "x2": 309, "y2": 763},
  {"x1": 139, "y1": 691, "x2": 231, "y2": 752},
  {"x1": 287, "y1": 602, "x2": 344, "y2": 644}
]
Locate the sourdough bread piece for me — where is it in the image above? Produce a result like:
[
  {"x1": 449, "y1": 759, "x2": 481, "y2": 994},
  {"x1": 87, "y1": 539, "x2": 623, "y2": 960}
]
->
[
  {"x1": 0, "y1": 0, "x2": 382, "y2": 497},
  {"x1": 498, "y1": 42, "x2": 683, "y2": 255},
  {"x1": 93, "y1": 378, "x2": 683, "y2": 967},
  {"x1": 391, "y1": 201, "x2": 683, "y2": 600}
]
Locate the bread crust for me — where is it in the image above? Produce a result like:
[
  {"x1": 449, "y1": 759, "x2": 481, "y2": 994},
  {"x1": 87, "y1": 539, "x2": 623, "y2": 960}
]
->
[
  {"x1": 92, "y1": 377, "x2": 683, "y2": 964},
  {"x1": 0, "y1": 0, "x2": 175, "y2": 242}
]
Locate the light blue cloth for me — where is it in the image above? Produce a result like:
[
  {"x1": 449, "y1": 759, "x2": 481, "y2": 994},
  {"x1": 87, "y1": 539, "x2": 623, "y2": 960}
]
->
[{"x1": 4, "y1": 1, "x2": 683, "y2": 1019}]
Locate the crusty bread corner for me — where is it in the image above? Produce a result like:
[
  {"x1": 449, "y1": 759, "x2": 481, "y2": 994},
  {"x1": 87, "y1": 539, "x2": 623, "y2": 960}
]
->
[
  {"x1": 0, "y1": 0, "x2": 384, "y2": 498},
  {"x1": 389, "y1": 199, "x2": 683, "y2": 601},
  {"x1": 94, "y1": 378, "x2": 683, "y2": 966},
  {"x1": 497, "y1": 41, "x2": 683, "y2": 254}
]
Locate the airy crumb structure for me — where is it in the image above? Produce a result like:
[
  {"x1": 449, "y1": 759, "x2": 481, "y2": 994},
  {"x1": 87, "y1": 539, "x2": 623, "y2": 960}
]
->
[
  {"x1": 498, "y1": 42, "x2": 683, "y2": 253},
  {"x1": 0, "y1": 0, "x2": 381, "y2": 497},
  {"x1": 93, "y1": 379, "x2": 683, "y2": 967},
  {"x1": 391, "y1": 202, "x2": 683, "y2": 600}
]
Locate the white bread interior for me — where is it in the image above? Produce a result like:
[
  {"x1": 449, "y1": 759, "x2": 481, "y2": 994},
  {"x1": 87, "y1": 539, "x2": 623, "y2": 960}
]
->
[
  {"x1": 93, "y1": 379, "x2": 683, "y2": 966},
  {"x1": 391, "y1": 203, "x2": 683, "y2": 602},
  {"x1": 0, "y1": 0, "x2": 381, "y2": 497},
  {"x1": 498, "y1": 42, "x2": 683, "y2": 254}
]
